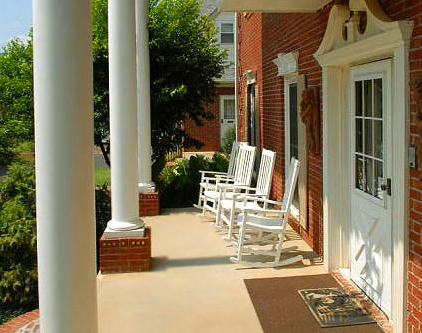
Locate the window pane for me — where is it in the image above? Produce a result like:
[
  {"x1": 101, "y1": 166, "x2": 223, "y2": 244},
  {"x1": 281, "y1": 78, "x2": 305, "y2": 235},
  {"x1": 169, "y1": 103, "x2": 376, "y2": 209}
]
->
[
  {"x1": 355, "y1": 81, "x2": 363, "y2": 117},
  {"x1": 374, "y1": 120, "x2": 383, "y2": 160},
  {"x1": 221, "y1": 33, "x2": 234, "y2": 44},
  {"x1": 289, "y1": 83, "x2": 298, "y2": 159},
  {"x1": 356, "y1": 118, "x2": 363, "y2": 153},
  {"x1": 224, "y1": 99, "x2": 235, "y2": 119},
  {"x1": 221, "y1": 23, "x2": 233, "y2": 33},
  {"x1": 374, "y1": 78, "x2": 383, "y2": 119},
  {"x1": 364, "y1": 80, "x2": 373, "y2": 117},
  {"x1": 365, "y1": 119, "x2": 373, "y2": 156}
]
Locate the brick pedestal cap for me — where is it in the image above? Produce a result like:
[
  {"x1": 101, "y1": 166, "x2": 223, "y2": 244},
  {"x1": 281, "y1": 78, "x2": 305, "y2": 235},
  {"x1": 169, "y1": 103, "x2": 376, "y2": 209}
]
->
[
  {"x1": 100, "y1": 226, "x2": 151, "y2": 274},
  {"x1": 139, "y1": 191, "x2": 160, "y2": 216}
]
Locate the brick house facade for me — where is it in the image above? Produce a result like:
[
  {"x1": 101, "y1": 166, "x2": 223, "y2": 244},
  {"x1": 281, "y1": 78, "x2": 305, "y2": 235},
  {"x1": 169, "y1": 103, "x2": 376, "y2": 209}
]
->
[
  {"x1": 237, "y1": 1, "x2": 422, "y2": 332},
  {"x1": 184, "y1": 86, "x2": 235, "y2": 152}
]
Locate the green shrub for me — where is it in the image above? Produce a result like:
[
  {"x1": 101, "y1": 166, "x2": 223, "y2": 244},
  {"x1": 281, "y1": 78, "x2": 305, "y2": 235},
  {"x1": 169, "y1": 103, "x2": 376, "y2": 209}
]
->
[
  {"x1": 95, "y1": 184, "x2": 111, "y2": 269},
  {"x1": 0, "y1": 161, "x2": 37, "y2": 310},
  {"x1": 221, "y1": 126, "x2": 236, "y2": 155},
  {"x1": 157, "y1": 153, "x2": 229, "y2": 208}
]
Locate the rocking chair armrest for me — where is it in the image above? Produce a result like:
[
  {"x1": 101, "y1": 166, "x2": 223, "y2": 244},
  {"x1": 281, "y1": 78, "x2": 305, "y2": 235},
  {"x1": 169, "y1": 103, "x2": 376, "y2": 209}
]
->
[
  {"x1": 216, "y1": 178, "x2": 235, "y2": 184},
  {"x1": 237, "y1": 195, "x2": 282, "y2": 206},
  {"x1": 217, "y1": 183, "x2": 249, "y2": 191},
  {"x1": 199, "y1": 170, "x2": 228, "y2": 176},
  {"x1": 240, "y1": 207, "x2": 288, "y2": 215}
]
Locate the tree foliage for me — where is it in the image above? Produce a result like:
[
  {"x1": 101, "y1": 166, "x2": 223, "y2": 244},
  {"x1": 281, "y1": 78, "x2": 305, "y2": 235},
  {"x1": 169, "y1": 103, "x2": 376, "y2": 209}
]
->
[
  {"x1": 92, "y1": 0, "x2": 225, "y2": 162},
  {"x1": 0, "y1": 161, "x2": 37, "y2": 309},
  {"x1": 0, "y1": 36, "x2": 34, "y2": 165}
]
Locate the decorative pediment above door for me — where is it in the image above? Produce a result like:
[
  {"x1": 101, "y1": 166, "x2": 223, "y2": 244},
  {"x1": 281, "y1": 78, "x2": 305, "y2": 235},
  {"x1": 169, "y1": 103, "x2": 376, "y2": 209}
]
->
[{"x1": 314, "y1": 0, "x2": 413, "y2": 66}]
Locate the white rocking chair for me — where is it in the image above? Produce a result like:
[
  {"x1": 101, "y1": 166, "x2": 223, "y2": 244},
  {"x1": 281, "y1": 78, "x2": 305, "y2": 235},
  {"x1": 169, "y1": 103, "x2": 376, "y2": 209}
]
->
[
  {"x1": 193, "y1": 141, "x2": 245, "y2": 209},
  {"x1": 216, "y1": 149, "x2": 276, "y2": 241},
  {"x1": 202, "y1": 145, "x2": 256, "y2": 218},
  {"x1": 230, "y1": 158, "x2": 302, "y2": 268}
]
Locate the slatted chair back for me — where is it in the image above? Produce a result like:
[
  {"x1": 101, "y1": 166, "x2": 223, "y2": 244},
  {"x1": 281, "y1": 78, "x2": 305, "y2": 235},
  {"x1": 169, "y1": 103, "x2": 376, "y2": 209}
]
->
[
  {"x1": 227, "y1": 141, "x2": 246, "y2": 177},
  {"x1": 280, "y1": 158, "x2": 301, "y2": 224},
  {"x1": 255, "y1": 149, "x2": 276, "y2": 197},
  {"x1": 233, "y1": 145, "x2": 256, "y2": 186}
]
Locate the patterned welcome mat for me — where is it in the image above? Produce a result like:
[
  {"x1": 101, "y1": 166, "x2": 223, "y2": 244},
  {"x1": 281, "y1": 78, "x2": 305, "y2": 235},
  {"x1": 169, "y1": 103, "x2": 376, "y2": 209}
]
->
[{"x1": 298, "y1": 287, "x2": 376, "y2": 328}]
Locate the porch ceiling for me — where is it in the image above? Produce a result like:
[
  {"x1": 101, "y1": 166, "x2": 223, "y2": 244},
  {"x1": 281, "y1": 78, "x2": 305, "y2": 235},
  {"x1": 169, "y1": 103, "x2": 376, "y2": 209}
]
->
[{"x1": 219, "y1": 0, "x2": 332, "y2": 13}]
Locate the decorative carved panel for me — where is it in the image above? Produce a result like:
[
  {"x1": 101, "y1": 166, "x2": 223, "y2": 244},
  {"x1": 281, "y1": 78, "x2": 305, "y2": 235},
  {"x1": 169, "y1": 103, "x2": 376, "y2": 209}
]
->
[{"x1": 300, "y1": 87, "x2": 320, "y2": 155}]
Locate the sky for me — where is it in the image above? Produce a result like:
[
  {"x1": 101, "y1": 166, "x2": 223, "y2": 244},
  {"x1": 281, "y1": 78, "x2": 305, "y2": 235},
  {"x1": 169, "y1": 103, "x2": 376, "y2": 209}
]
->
[{"x1": 0, "y1": 0, "x2": 33, "y2": 48}]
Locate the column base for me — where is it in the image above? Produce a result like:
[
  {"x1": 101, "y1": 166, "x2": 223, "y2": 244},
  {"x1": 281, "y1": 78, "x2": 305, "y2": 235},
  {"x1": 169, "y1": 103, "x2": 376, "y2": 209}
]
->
[
  {"x1": 100, "y1": 226, "x2": 151, "y2": 274},
  {"x1": 139, "y1": 191, "x2": 160, "y2": 216},
  {"x1": 107, "y1": 218, "x2": 144, "y2": 232},
  {"x1": 138, "y1": 181, "x2": 156, "y2": 192}
]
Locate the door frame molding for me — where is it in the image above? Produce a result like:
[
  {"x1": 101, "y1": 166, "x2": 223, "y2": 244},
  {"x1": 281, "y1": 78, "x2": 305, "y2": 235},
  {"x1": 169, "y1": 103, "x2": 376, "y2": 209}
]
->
[{"x1": 313, "y1": 2, "x2": 413, "y2": 332}]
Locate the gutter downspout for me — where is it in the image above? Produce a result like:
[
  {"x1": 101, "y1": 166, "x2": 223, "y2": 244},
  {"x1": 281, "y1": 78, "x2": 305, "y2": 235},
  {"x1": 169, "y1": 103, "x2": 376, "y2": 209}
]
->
[{"x1": 234, "y1": 11, "x2": 239, "y2": 141}]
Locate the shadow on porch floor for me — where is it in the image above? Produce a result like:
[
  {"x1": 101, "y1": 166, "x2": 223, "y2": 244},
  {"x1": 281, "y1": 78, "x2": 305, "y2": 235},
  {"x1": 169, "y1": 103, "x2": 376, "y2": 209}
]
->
[{"x1": 97, "y1": 208, "x2": 326, "y2": 333}]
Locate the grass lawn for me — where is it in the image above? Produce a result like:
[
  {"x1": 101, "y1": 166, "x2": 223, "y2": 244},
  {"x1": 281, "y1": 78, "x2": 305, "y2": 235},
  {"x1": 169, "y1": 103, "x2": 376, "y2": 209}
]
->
[{"x1": 95, "y1": 167, "x2": 110, "y2": 186}]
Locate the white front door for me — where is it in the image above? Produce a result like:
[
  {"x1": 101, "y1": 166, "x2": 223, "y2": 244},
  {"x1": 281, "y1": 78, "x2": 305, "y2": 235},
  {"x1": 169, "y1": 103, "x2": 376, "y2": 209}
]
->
[
  {"x1": 350, "y1": 61, "x2": 392, "y2": 317},
  {"x1": 220, "y1": 95, "x2": 236, "y2": 145}
]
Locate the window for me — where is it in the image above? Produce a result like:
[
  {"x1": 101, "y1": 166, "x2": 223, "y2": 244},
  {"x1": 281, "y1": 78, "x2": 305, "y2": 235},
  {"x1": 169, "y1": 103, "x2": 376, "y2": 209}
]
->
[
  {"x1": 284, "y1": 76, "x2": 307, "y2": 229},
  {"x1": 221, "y1": 23, "x2": 234, "y2": 44},
  {"x1": 287, "y1": 83, "x2": 299, "y2": 206}
]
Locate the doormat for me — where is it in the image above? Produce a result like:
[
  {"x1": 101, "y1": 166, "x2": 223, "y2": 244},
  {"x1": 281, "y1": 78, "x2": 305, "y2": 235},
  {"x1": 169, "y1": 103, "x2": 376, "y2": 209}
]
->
[{"x1": 298, "y1": 287, "x2": 376, "y2": 328}]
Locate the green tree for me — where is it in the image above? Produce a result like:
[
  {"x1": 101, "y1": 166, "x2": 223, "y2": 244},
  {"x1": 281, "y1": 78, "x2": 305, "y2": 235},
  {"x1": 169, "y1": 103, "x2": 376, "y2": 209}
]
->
[
  {"x1": 0, "y1": 36, "x2": 34, "y2": 165},
  {"x1": 92, "y1": 0, "x2": 225, "y2": 164}
]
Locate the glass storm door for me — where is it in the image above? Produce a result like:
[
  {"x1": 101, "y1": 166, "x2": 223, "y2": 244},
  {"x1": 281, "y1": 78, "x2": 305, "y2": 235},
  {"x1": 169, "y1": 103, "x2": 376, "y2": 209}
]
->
[
  {"x1": 350, "y1": 61, "x2": 392, "y2": 317},
  {"x1": 220, "y1": 95, "x2": 236, "y2": 145}
]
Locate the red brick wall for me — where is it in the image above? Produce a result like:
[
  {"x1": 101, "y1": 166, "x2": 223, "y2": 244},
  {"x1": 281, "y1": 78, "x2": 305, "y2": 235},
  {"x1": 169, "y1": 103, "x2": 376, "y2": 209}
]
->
[
  {"x1": 238, "y1": 13, "x2": 263, "y2": 145},
  {"x1": 238, "y1": 8, "x2": 329, "y2": 256},
  {"x1": 239, "y1": 2, "x2": 422, "y2": 331},
  {"x1": 184, "y1": 86, "x2": 235, "y2": 152},
  {"x1": 377, "y1": 1, "x2": 422, "y2": 332}
]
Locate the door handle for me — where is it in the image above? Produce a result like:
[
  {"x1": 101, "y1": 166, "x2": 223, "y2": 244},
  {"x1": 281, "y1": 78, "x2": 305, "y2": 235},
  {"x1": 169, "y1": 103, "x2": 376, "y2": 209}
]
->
[{"x1": 381, "y1": 178, "x2": 392, "y2": 196}]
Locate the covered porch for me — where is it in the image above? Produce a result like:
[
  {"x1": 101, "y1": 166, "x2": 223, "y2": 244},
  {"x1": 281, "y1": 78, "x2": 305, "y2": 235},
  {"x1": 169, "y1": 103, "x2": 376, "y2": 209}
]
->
[{"x1": 98, "y1": 208, "x2": 323, "y2": 333}]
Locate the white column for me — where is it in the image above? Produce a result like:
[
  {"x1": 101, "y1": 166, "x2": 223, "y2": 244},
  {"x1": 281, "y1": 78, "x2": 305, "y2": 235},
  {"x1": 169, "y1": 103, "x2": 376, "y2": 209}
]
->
[
  {"x1": 108, "y1": 0, "x2": 144, "y2": 231},
  {"x1": 136, "y1": 0, "x2": 155, "y2": 192},
  {"x1": 33, "y1": 0, "x2": 98, "y2": 332}
]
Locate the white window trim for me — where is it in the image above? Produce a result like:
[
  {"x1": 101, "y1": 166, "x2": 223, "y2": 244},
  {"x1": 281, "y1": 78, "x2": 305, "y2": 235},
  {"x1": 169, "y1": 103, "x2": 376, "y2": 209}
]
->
[{"x1": 284, "y1": 74, "x2": 307, "y2": 229}]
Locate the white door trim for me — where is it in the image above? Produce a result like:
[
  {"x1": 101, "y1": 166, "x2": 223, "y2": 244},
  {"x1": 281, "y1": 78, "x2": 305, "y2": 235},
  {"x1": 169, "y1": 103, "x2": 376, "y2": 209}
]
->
[{"x1": 314, "y1": 2, "x2": 413, "y2": 332}]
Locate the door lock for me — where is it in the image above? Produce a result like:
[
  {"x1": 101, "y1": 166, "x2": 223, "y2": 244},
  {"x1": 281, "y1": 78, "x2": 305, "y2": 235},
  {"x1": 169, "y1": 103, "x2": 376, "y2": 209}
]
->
[{"x1": 381, "y1": 178, "x2": 392, "y2": 196}]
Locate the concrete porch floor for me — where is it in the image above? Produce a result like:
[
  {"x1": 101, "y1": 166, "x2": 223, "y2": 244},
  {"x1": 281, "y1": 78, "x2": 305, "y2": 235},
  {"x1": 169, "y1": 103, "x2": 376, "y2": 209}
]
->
[{"x1": 98, "y1": 208, "x2": 326, "y2": 333}]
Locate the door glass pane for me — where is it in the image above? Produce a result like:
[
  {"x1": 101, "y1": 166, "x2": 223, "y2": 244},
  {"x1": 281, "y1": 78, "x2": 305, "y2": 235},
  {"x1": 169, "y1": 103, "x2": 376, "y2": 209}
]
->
[
  {"x1": 356, "y1": 156, "x2": 364, "y2": 191},
  {"x1": 365, "y1": 158, "x2": 374, "y2": 195},
  {"x1": 356, "y1": 118, "x2": 363, "y2": 153},
  {"x1": 374, "y1": 160, "x2": 384, "y2": 200},
  {"x1": 364, "y1": 80, "x2": 373, "y2": 117},
  {"x1": 354, "y1": 78, "x2": 384, "y2": 201},
  {"x1": 374, "y1": 120, "x2": 383, "y2": 159},
  {"x1": 356, "y1": 81, "x2": 363, "y2": 117},
  {"x1": 223, "y1": 99, "x2": 235, "y2": 119},
  {"x1": 374, "y1": 79, "x2": 383, "y2": 119},
  {"x1": 365, "y1": 119, "x2": 373, "y2": 156}
]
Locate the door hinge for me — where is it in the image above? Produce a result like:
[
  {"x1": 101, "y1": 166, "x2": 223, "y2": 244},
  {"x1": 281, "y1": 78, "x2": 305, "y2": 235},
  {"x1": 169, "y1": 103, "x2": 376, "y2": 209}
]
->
[{"x1": 381, "y1": 178, "x2": 392, "y2": 196}]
